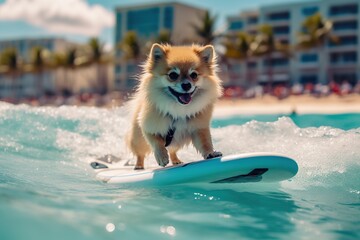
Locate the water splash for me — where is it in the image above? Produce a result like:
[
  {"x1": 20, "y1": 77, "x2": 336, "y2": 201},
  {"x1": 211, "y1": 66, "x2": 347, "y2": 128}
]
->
[
  {"x1": 1, "y1": 103, "x2": 359, "y2": 188},
  {"x1": 1, "y1": 102, "x2": 359, "y2": 239}
]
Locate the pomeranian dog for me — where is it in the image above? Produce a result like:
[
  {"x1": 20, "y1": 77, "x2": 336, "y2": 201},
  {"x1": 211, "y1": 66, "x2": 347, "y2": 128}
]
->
[{"x1": 126, "y1": 43, "x2": 223, "y2": 169}]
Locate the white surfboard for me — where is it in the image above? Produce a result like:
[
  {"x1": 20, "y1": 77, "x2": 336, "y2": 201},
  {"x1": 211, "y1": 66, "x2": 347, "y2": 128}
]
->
[{"x1": 90, "y1": 153, "x2": 298, "y2": 187}]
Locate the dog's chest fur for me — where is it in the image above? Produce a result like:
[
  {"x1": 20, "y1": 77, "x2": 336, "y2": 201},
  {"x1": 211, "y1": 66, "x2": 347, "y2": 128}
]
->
[{"x1": 167, "y1": 118, "x2": 194, "y2": 147}]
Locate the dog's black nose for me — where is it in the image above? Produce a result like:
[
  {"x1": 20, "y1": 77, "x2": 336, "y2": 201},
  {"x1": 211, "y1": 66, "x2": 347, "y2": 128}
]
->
[{"x1": 181, "y1": 82, "x2": 192, "y2": 91}]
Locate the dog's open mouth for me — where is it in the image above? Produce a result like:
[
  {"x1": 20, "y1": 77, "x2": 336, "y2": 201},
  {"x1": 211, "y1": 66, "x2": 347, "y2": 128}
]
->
[{"x1": 168, "y1": 87, "x2": 196, "y2": 105}]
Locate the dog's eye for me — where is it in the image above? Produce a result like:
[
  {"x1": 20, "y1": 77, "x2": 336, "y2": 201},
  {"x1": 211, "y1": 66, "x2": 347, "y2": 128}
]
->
[
  {"x1": 190, "y1": 72, "x2": 198, "y2": 80},
  {"x1": 168, "y1": 72, "x2": 179, "y2": 81}
]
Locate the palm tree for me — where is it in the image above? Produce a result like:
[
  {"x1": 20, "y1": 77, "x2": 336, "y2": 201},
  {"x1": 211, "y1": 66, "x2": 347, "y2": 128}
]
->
[
  {"x1": 297, "y1": 13, "x2": 338, "y2": 50},
  {"x1": 0, "y1": 48, "x2": 21, "y2": 101},
  {"x1": 62, "y1": 48, "x2": 77, "y2": 97},
  {"x1": 223, "y1": 32, "x2": 254, "y2": 85},
  {"x1": 155, "y1": 29, "x2": 172, "y2": 45},
  {"x1": 26, "y1": 46, "x2": 49, "y2": 97},
  {"x1": 193, "y1": 10, "x2": 217, "y2": 44},
  {"x1": 224, "y1": 32, "x2": 251, "y2": 59},
  {"x1": 47, "y1": 51, "x2": 66, "y2": 96},
  {"x1": 297, "y1": 13, "x2": 339, "y2": 84},
  {"x1": 117, "y1": 31, "x2": 143, "y2": 89},
  {"x1": 85, "y1": 37, "x2": 111, "y2": 94},
  {"x1": 250, "y1": 24, "x2": 291, "y2": 92},
  {"x1": 118, "y1": 31, "x2": 141, "y2": 60}
]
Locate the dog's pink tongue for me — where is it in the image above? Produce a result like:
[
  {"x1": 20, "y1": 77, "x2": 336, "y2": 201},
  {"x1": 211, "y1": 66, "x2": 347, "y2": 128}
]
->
[{"x1": 179, "y1": 93, "x2": 192, "y2": 104}]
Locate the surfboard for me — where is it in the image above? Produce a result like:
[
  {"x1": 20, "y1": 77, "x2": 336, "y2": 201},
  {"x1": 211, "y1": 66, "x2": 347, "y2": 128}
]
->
[{"x1": 90, "y1": 152, "x2": 298, "y2": 187}]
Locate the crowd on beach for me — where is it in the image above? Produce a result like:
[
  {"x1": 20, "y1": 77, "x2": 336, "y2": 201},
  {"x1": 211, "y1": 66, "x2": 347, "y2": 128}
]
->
[
  {"x1": 217, "y1": 80, "x2": 360, "y2": 101},
  {"x1": 1, "y1": 80, "x2": 359, "y2": 108}
]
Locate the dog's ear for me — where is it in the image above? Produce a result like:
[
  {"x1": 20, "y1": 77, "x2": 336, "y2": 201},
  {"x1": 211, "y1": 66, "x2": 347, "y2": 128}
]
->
[
  {"x1": 199, "y1": 45, "x2": 215, "y2": 64},
  {"x1": 150, "y1": 43, "x2": 166, "y2": 62}
]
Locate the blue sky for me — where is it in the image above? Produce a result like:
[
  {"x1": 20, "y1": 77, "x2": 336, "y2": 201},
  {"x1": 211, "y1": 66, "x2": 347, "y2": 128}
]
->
[{"x1": 0, "y1": 0, "x2": 312, "y2": 48}]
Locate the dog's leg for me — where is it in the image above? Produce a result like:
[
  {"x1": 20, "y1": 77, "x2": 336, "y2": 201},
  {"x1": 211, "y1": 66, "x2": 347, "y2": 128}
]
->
[
  {"x1": 169, "y1": 149, "x2": 183, "y2": 165},
  {"x1": 126, "y1": 122, "x2": 150, "y2": 170},
  {"x1": 191, "y1": 128, "x2": 222, "y2": 159},
  {"x1": 134, "y1": 155, "x2": 145, "y2": 170},
  {"x1": 145, "y1": 133, "x2": 169, "y2": 167}
]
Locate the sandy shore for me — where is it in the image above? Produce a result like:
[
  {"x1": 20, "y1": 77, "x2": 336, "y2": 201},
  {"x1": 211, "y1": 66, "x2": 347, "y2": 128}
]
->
[
  {"x1": 214, "y1": 94, "x2": 360, "y2": 116},
  {"x1": 3, "y1": 93, "x2": 359, "y2": 116}
]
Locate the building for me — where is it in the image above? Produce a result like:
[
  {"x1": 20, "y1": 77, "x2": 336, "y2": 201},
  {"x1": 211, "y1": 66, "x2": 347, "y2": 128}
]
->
[
  {"x1": 0, "y1": 38, "x2": 70, "y2": 61},
  {"x1": 0, "y1": 38, "x2": 73, "y2": 99},
  {"x1": 226, "y1": 0, "x2": 360, "y2": 89},
  {"x1": 114, "y1": 2, "x2": 206, "y2": 91},
  {"x1": 0, "y1": 37, "x2": 114, "y2": 101}
]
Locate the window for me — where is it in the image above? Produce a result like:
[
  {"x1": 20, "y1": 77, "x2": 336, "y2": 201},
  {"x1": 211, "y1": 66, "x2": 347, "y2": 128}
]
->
[
  {"x1": 333, "y1": 73, "x2": 357, "y2": 84},
  {"x1": 247, "y1": 62, "x2": 257, "y2": 69},
  {"x1": 115, "y1": 12, "x2": 122, "y2": 43},
  {"x1": 163, "y1": 6, "x2": 173, "y2": 30},
  {"x1": 329, "y1": 4, "x2": 358, "y2": 16},
  {"x1": 273, "y1": 26, "x2": 290, "y2": 35},
  {"x1": 329, "y1": 36, "x2": 357, "y2": 47},
  {"x1": 127, "y1": 7, "x2": 160, "y2": 37},
  {"x1": 302, "y1": 6, "x2": 319, "y2": 16},
  {"x1": 264, "y1": 58, "x2": 289, "y2": 67},
  {"x1": 115, "y1": 65, "x2": 122, "y2": 75},
  {"x1": 333, "y1": 20, "x2": 358, "y2": 31},
  {"x1": 330, "y1": 51, "x2": 357, "y2": 64},
  {"x1": 267, "y1": 11, "x2": 290, "y2": 21},
  {"x1": 126, "y1": 63, "x2": 137, "y2": 73},
  {"x1": 247, "y1": 17, "x2": 258, "y2": 24},
  {"x1": 229, "y1": 63, "x2": 241, "y2": 73},
  {"x1": 228, "y1": 20, "x2": 243, "y2": 30},
  {"x1": 300, "y1": 74, "x2": 318, "y2": 83},
  {"x1": 300, "y1": 53, "x2": 318, "y2": 63}
]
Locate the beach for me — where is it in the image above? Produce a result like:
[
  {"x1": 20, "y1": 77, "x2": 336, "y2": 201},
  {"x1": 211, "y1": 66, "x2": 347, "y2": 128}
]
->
[
  {"x1": 6, "y1": 93, "x2": 359, "y2": 117},
  {"x1": 214, "y1": 94, "x2": 360, "y2": 117}
]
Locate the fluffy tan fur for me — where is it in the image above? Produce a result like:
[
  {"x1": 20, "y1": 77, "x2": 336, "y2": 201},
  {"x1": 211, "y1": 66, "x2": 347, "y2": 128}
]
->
[{"x1": 126, "y1": 43, "x2": 223, "y2": 169}]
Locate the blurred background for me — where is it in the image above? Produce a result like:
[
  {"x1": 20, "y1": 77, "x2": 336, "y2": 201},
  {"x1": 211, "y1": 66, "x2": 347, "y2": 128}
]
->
[{"x1": 0, "y1": 0, "x2": 359, "y2": 107}]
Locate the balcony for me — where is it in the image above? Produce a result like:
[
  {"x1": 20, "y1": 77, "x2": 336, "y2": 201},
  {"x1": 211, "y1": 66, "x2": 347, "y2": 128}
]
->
[
  {"x1": 332, "y1": 20, "x2": 358, "y2": 35},
  {"x1": 263, "y1": 58, "x2": 289, "y2": 70},
  {"x1": 298, "y1": 53, "x2": 319, "y2": 69},
  {"x1": 272, "y1": 26, "x2": 290, "y2": 37},
  {"x1": 329, "y1": 4, "x2": 358, "y2": 20},
  {"x1": 329, "y1": 4, "x2": 358, "y2": 16},
  {"x1": 299, "y1": 74, "x2": 318, "y2": 84},
  {"x1": 247, "y1": 16, "x2": 258, "y2": 25},
  {"x1": 328, "y1": 35, "x2": 358, "y2": 50},
  {"x1": 266, "y1": 11, "x2": 291, "y2": 25},
  {"x1": 329, "y1": 51, "x2": 357, "y2": 66},
  {"x1": 266, "y1": 11, "x2": 290, "y2": 21}
]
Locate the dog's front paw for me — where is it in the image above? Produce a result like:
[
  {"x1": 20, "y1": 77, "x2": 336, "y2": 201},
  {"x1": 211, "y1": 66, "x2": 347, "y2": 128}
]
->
[
  {"x1": 154, "y1": 149, "x2": 169, "y2": 167},
  {"x1": 172, "y1": 159, "x2": 183, "y2": 165},
  {"x1": 134, "y1": 165, "x2": 144, "y2": 170},
  {"x1": 206, "y1": 151, "x2": 223, "y2": 159}
]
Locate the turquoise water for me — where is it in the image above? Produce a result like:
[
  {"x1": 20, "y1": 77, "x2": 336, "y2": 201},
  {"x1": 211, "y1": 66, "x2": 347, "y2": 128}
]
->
[
  {"x1": 212, "y1": 113, "x2": 360, "y2": 130},
  {"x1": 0, "y1": 102, "x2": 359, "y2": 240}
]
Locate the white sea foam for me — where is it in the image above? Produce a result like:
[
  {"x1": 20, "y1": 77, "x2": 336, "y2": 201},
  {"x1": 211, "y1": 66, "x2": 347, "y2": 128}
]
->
[
  {"x1": 1, "y1": 102, "x2": 359, "y2": 189},
  {"x1": 50, "y1": 106, "x2": 360, "y2": 187}
]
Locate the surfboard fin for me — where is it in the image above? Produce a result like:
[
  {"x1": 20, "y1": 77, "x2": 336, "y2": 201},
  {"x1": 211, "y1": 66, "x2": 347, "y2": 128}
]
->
[
  {"x1": 212, "y1": 168, "x2": 268, "y2": 183},
  {"x1": 90, "y1": 162, "x2": 109, "y2": 169}
]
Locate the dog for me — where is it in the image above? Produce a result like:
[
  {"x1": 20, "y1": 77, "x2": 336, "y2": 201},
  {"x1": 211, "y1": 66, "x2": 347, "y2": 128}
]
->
[{"x1": 126, "y1": 43, "x2": 223, "y2": 169}]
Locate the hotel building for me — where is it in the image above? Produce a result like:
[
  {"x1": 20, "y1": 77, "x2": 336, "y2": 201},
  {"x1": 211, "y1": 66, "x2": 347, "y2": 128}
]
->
[
  {"x1": 114, "y1": 2, "x2": 206, "y2": 91},
  {"x1": 226, "y1": 0, "x2": 360, "y2": 88},
  {"x1": 0, "y1": 38, "x2": 73, "y2": 99}
]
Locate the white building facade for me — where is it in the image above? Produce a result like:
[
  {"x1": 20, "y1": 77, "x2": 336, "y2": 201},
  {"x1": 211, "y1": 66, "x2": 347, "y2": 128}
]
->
[
  {"x1": 226, "y1": 0, "x2": 360, "y2": 88},
  {"x1": 0, "y1": 38, "x2": 73, "y2": 99}
]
